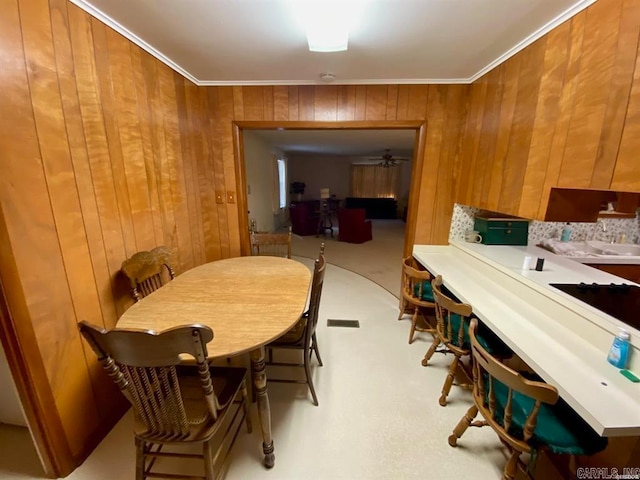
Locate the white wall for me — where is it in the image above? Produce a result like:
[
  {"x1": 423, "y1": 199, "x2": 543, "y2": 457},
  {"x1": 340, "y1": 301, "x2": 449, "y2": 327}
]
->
[
  {"x1": 0, "y1": 342, "x2": 27, "y2": 426},
  {"x1": 244, "y1": 132, "x2": 286, "y2": 232}
]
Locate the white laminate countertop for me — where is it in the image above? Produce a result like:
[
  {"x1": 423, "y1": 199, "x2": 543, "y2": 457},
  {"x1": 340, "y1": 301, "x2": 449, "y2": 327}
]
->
[{"x1": 413, "y1": 241, "x2": 640, "y2": 437}]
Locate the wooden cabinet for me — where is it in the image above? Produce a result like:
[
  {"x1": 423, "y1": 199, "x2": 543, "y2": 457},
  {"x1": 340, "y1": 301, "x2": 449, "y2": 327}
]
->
[{"x1": 586, "y1": 263, "x2": 640, "y2": 284}]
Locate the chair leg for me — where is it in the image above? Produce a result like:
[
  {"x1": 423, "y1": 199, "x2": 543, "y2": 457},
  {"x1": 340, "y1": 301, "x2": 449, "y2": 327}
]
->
[
  {"x1": 311, "y1": 333, "x2": 323, "y2": 366},
  {"x1": 304, "y1": 349, "x2": 319, "y2": 406},
  {"x1": 439, "y1": 355, "x2": 460, "y2": 406},
  {"x1": 241, "y1": 379, "x2": 253, "y2": 433},
  {"x1": 421, "y1": 335, "x2": 441, "y2": 366},
  {"x1": 135, "y1": 438, "x2": 145, "y2": 480},
  {"x1": 408, "y1": 308, "x2": 419, "y2": 344},
  {"x1": 203, "y1": 440, "x2": 215, "y2": 480},
  {"x1": 448, "y1": 404, "x2": 478, "y2": 447},
  {"x1": 502, "y1": 449, "x2": 521, "y2": 480},
  {"x1": 397, "y1": 297, "x2": 406, "y2": 320}
]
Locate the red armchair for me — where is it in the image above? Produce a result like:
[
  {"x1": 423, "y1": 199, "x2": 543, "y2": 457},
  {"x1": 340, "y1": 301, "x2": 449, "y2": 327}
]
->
[{"x1": 337, "y1": 208, "x2": 372, "y2": 244}]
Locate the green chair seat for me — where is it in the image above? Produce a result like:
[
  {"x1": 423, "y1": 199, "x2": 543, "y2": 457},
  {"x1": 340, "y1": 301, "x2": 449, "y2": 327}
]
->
[
  {"x1": 489, "y1": 376, "x2": 608, "y2": 456},
  {"x1": 413, "y1": 281, "x2": 434, "y2": 302},
  {"x1": 447, "y1": 314, "x2": 512, "y2": 357}
]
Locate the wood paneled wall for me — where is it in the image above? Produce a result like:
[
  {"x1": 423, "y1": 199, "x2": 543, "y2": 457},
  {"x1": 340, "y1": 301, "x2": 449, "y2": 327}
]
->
[
  {"x1": 0, "y1": 0, "x2": 469, "y2": 474},
  {"x1": 457, "y1": 0, "x2": 640, "y2": 219}
]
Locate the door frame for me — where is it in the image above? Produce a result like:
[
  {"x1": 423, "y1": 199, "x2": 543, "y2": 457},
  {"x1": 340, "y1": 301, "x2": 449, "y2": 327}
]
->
[{"x1": 232, "y1": 120, "x2": 427, "y2": 257}]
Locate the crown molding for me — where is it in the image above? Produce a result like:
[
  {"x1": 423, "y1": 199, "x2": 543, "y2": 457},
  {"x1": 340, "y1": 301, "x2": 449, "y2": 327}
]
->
[
  {"x1": 69, "y1": 0, "x2": 595, "y2": 87},
  {"x1": 197, "y1": 78, "x2": 470, "y2": 86},
  {"x1": 68, "y1": 0, "x2": 200, "y2": 85},
  {"x1": 468, "y1": 0, "x2": 598, "y2": 83}
]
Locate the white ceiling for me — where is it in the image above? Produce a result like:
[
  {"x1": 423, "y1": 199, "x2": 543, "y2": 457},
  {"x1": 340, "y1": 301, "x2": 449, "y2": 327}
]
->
[
  {"x1": 249, "y1": 129, "x2": 416, "y2": 158},
  {"x1": 72, "y1": 0, "x2": 594, "y2": 85}
]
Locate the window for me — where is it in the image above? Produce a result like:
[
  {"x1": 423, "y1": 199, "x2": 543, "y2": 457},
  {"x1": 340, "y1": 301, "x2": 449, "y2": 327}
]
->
[
  {"x1": 277, "y1": 159, "x2": 286, "y2": 209},
  {"x1": 350, "y1": 164, "x2": 400, "y2": 199}
]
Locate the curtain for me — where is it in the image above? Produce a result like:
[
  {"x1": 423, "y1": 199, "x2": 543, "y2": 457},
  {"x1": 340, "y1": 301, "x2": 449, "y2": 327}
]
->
[{"x1": 350, "y1": 164, "x2": 401, "y2": 198}]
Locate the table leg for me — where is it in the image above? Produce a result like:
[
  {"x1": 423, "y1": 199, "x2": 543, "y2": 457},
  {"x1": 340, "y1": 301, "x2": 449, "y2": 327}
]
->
[{"x1": 249, "y1": 347, "x2": 275, "y2": 468}]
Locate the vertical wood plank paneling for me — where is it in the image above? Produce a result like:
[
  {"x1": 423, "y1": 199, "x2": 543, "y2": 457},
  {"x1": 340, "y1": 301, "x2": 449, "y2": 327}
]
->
[
  {"x1": 406, "y1": 85, "x2": 429, "y2": 120},
  {"x1": 354, "y1": 85, "x2": 367, "y2": 120},
  {"x1": 537, "y1": 12, "x2": 586, "y2": 217},
  {"x1": 298, "y1": 85, "x2": 315, "y2": 120},
  {"x1": 242, "y1": 86, "x2": 265, "y2": 120},
  {"x1": 50, "y1": 0, "x2": 122, "y2": 423},
  {"x1": 273, "y1": 85, "x2": 289, "y2": 120},
  {"x1": 314, "y1": 85, "x2": 338, "y2": 120},
  {"x1": 262, "y1": 86, "x2": 274, "y2": 120},
  {"x1": 336, "y1": 85, "x2": 356, "y2": 120},
  {"x1": 20, "y1": 0, "x2": 101, "y2": 457},
  {"x1": 396, "y1": 85, "x2": 411, "y2": 120},
  {"x1": 498, "y1": 39, "x2": 546, "y2": 215},
  {"x1": 217, "y1": 86, "x2": 239, "y2": 257},
  {"x1": 287, "y1": 86, "x2": 299, "y2": 120},
  {"x1": 91, "y1": 19, "x2": 137, "y2": 257},
  {"x1": 591, "y1": 0, "x2": 640, "y2": 188},
  {"x1": 486, "y1": 59, "x2": 521, "y2": 211},
  {"x1": 52, "y1": 0, "x2": 115, "y2": 328},
  {"x1": 130, "y1": 46, "x2": 165, "y2": 247},
  {"x1": 232, "y1": 86, "x2": 244, "y2": 120},
  {"x1": 558, "y1": 0, "x2": 622, "y2": 188},
  {"x1": 0, "y1": 0, "x2": 77, "y2": 468},
  {"x1": 518, "y1": 24, "x2": 571, "y2": 218},
  {"x1": 364, "y1": 85, "x2": 388, "y2": 119},
  {"x1": 386, "y1": 85, "x2": 399, "y2": 120},
  {"x1": 157, "y1": 63, "x2": 195, "y2": 271},
  {"x1": 68, "y1": 6, "x2": 130, "y2": 319},
  {"x1": 613, "y1": 36, "x2": 640, "y2": 190}
]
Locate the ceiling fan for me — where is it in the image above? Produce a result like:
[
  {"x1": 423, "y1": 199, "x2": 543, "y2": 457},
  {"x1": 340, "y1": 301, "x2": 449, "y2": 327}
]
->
[{"x1": 371, "y1": 149, "x2": 410, "y2": 167}]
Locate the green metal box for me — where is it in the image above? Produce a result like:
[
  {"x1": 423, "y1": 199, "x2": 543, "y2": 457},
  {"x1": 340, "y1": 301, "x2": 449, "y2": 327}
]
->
[{"x1": 473, "y1": 214, "x2": 529, "y2": 246}]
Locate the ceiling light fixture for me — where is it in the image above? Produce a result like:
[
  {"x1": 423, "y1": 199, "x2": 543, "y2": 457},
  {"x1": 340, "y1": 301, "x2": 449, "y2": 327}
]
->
[{"x1": 291, "y1": 0, "x2": 367, "y2": 52}]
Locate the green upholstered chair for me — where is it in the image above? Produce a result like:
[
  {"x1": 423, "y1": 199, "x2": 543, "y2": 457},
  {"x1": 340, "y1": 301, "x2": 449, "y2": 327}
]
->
[
  {"x1": 398, "y1": 256, "x2": 437, "y2": 344},
  {"x1": 447, "y1": 319, "x2": 607, "y2": 480},
  {"x1": 421, "y1": 275, "x2": 511, "y2": 406}
]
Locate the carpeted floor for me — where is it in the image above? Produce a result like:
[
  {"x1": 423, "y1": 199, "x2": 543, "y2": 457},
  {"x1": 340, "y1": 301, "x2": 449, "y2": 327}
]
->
[{"x1": 291, "y1": 219, "x2": 406, "y2": 298}]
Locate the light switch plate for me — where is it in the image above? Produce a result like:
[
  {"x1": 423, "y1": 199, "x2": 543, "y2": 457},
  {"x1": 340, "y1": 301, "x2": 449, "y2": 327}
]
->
[
  {"x1": 215, "y1": 191, "x2": 224, "y2": 204},
  {"x1": 227, "y1": 191, "x2": 235, "y2": 203}
]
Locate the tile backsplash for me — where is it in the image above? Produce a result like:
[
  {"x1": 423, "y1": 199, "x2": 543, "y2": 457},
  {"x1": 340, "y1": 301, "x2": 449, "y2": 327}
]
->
[{"x1": 449, "y1": 204, "x2": 640, "y2": 245}]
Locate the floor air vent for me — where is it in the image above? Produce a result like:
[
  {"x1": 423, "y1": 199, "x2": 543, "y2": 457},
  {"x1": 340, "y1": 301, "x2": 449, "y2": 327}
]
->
[{"x1": 327, "y1": 319, "x2": 360, "y2": 328}]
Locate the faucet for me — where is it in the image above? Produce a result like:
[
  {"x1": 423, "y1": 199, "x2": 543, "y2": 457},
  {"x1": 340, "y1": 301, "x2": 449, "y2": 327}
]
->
[{"x1": 590, "y1": 219, "x2": 608, "y2": 242}]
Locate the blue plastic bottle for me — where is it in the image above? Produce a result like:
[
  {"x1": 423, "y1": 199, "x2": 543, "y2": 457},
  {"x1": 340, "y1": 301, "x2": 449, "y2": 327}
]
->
[
  {"x1": 607, "y1": 329, "x2": 630, "y2": 369},
  {"x1": 560, "y1": 223, "x2": 572, "y2": 242}
]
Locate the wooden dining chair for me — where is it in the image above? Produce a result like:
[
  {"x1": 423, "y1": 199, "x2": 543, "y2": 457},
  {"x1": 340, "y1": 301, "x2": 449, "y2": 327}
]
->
[
  {"x1": 250, "y1": 227, "x2": 292, "y2": 258},
  {"x1": 265, "y1": 254, "x2": 326, "y2": 405},
  {"x1": 448, "y1": 319, "x2": 608, "y2": 480},
  {"x1": 398, "y1": 256, "x2": 437, "y2": 344},
  {"x1": 121, "y1": 246, "x2": 175, "y2": 302},
  {"x1": 78, "y1": 321, "x2": 252, "y2": 480},
  {"x1": 421, "y1": 275, "x2": 511, "y2": 406}
]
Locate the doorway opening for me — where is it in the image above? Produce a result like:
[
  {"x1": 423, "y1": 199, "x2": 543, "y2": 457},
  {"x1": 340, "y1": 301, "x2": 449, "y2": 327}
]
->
[{"x1": 233, "y1": 121, "x2": 427, "y2": 296}]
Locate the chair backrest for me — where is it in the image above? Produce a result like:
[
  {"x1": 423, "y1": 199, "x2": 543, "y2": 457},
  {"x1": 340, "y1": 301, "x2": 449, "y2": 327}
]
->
[
  {"x1": 431, "y1": 275, "x2": 473, "y2": 349},
  {"x1": 304, "y1": 254, "x2": 326, "y2": 346},
  {"x1": 250, "y1": 227, "x2": 292, "y2": 258},
  {"x1": 121, "y1": 246, "x2": 175, "y2": 302},
  {"x1": 468, "y1": 318, "x2": 559, "y2": 453},
  {"x1": 79, "y1": 321, "x2": 224, "y2": 440},
  {"x1": 400, "y1": 256, "x2": 434, "y2": 308}
]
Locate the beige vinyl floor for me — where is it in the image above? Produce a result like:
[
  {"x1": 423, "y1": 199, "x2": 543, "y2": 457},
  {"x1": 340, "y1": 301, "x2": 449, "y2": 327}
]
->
[{"x1": 0, "y1": 220, "x2": 512, "y2": 479}]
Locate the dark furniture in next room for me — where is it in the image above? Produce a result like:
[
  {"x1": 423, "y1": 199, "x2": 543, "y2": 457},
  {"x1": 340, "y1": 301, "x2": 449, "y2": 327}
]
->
[
  {"x1": 289, "y1": 201, "x2": 320, "y2": 236},
  {"x1": 337, "y1": 208, "x2": 372, "y2": 244},
  {"x1": 344, "y1": 197, "x2": 397, "y2": 219}
]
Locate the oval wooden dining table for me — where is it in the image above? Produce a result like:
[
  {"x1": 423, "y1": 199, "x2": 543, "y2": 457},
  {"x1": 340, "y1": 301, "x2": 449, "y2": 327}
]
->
[{"x1": 117, "y1": 255, "x2": 312, "y2": 469}]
